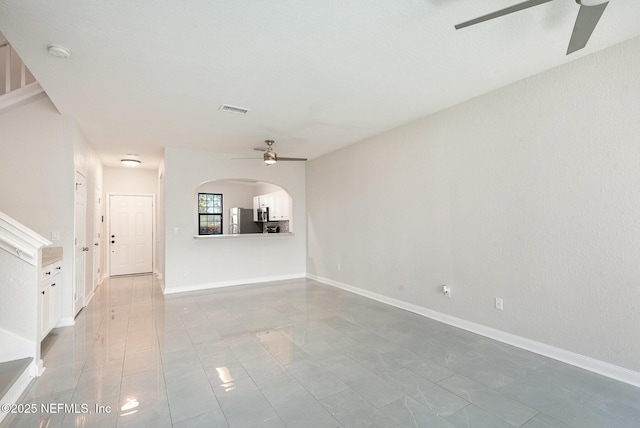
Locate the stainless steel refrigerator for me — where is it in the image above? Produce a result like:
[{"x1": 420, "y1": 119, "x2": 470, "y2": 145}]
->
[{"x1": 229, "y1": 207, "x2": 262, "y2": 234}]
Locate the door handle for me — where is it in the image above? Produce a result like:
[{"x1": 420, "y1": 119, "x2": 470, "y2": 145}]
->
[
  {"x1": 94, "y1": 243, "x2": 99, "y2": 246},
  {"x1": 82, "y1": 247, "x2": 89, "y2": 251}
]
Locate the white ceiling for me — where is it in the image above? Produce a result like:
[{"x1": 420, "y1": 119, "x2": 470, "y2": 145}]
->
[{"x1": 1, "y1": 1, "x2": 639, "y2": 169}]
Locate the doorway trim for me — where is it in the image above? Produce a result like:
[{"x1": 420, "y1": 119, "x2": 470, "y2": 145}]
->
[
  {"x1": 73, "y1": 171, "x2": 87, "y2": 317},
  {"x1": 106, "y1": 193, "x2": 156, "y2": 277}
]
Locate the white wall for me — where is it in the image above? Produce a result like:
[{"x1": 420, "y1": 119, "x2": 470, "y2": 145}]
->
[
  {"x1": 72, "y1": 118, "x2": 104, "y2": 309},
  {"x1": 0, "y1": 250, "x2": 37, "y2": 341},
  {"x1": 0, "y1": 94, "x2": 75, "y2": 321},
  {"x1": 163, "y1": 147, "x2": 306, "y2": 293},
  {"x1": 0, "y1": 94, "x2": 106, "y2": 325},
  {"x1": 104, "y1": 166, "x2": 158, "y2": 195},
  {"x1": 104, "y1": 166, "x2": 159, "y2": 279},
  {"x1": 307, "y1": 37, "x2": 640, "y2": 374}
]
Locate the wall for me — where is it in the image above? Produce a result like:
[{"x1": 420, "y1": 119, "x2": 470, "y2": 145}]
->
[
  {"x1": 104, "y1": 166, "x2": 159, "y2": 279},
  {"x1": 72, "y1": 118, "x2": 104, "y2": 310},
  {"x1": 0, "y1": 94, "x2": 75, "y2": 322},
  {"x1": 163, "y1": 147, "x2": 306, "y2": 293},
  {"x1": 0, "y1": 250, "x2": 37, "y2": 341},
  {"x1": 306, "y1": 37, "x2": 640, "y2": 375},
  {"x1": 104, "y1": 166, "x2": 158, "y2": 195}
]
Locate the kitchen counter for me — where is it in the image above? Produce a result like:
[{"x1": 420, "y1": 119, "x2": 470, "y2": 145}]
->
[
  {"x1": 41, "y1": 246, "x2": 63, "y2": 267},
  {"x1": 193, "y1": 233, "x2": 295, "y2": 239}
]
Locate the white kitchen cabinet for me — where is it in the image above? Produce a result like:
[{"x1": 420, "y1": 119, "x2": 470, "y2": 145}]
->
[
  {"x1": 253, "y1": 196, "x2": 260, "y2": 221},
  {"x1": 253, "y1": 191, "x2": 290, "y2": 221},
  {"x1": 39, "y1": 261, "x2": 61, "y2": 339},
  {"x1": 39, "y1": 279, "x2": 51, "y2": 339},
  {"x1": 270, "y1": 190, "x2": 290, "y2": 221},
  {"x1": 253, "y1": 194, "x2": 275, "y2": 220},
  {"x1": 260, "y1": 194, "x2": 274, "y2": 209}
]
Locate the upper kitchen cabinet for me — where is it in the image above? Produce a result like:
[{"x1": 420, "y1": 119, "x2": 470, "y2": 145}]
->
[
  {"x1": 252, "y1": 193, "x2": 274, "y2": 221},
  {"x1": 253, "y1": 190, "x2": 290, "y2": 221},
  {"x1": 270, "y1": 190, "x2": 290, "y2": 221}
]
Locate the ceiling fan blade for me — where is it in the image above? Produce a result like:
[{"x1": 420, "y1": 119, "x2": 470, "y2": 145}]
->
[
  {"x1": 253, "y1": 147, "x2": 268, "y2": 152},
  {"x1": 566, "y1": 2, "x2": 608, "y2": 55},
  {"x1": 276, "y1": 157, "x2": 307, "y2": 162},
  {"x1": 455, "y1": 0, "x2": 554, "y2": 30}
]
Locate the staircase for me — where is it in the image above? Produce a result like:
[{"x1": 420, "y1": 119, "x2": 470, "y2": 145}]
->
[
  {"x1": 0, "y1": 32, "x2": 43, "y2": 110},
  {"x1": 0, "y1": 358, "x2": 33, "y2": 424},
  {"x1": 0, "y1": 211, "x2": 51, "y2": 424}
]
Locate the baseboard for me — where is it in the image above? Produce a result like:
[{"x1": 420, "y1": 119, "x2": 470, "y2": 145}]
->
[
  {"x1": 0, "y1": 360, "x2": 33, "y2": 425},
  {"x1": 307, "y1": 274, "x2": 640, "y2": 388},
  {"x1": 85, "y1": 290, "x2": 95, "y2": 306},
  {"x1": 56, "y1": 317, "x2": 75, "y2": 328},
  {"x1": 31, "y1": 359, "x2": 44, "y2": 377},
  {"x1": 164, "y1": 273, "x2": 307, "y2": 295},
  {"x1": 0, "y1": 329, "x2": 35, "y2": 363}
]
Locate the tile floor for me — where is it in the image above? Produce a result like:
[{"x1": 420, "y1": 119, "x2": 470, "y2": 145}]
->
[{"x1": 2, "y1": 275, "x2": 639, "y2": 427}]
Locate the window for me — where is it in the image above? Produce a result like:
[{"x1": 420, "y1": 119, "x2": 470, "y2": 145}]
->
[{"x1": 198, "y1": 193, "x2": 223, "y2": 235}]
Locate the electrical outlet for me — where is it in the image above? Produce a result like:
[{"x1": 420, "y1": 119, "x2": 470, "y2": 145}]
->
[
  {"x1": 495, "y1": 298, "x2": 504, "y2": 310},
  {"x1": 443, "y1": 285, "x2": 451, "y2": 297}
]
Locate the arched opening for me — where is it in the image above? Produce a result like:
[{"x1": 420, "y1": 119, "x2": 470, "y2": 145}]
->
[{"x1": 195, "y1": 179, "x2": 293, "y2": 235}]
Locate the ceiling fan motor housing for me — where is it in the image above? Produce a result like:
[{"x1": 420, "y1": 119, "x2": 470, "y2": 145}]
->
[{"x1": 264, "y1": 151, "x2": 277, "y2": 163}]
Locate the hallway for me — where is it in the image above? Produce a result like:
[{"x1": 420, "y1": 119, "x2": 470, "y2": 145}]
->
[{"x1": 2, "y1": 275, "x2": 639, "y2": 427}]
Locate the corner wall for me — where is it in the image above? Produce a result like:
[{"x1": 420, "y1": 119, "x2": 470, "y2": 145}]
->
[
  {"x1": 163, "y1": 147, "x2": 306, "y2": 293},
  {"x1": 0, "y1": 95, "x2": 75, "y2": 320},
  {"x1": 306, "y1": 37, "x2": 640, "y2": 375}
]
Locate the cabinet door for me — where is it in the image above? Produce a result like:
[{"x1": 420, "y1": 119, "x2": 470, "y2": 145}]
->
[
  {"x1": 40, "y1": 283, "x2": 50, "y2": 339},
  {"x1": 260, "y1": 194, "x2": 274, "y2": 208},
  {"x1": 275, "y1": 191, "x2": 290, "y2": 220},
  {"x1": 259, "y1": 194, "x2": 275, "y2": 219},
  {"x1": 253, "y1": 196, "x2": 260, "y2": 221},
  {"x1": 50, "y1": 276, "x2": 61, "y2": 329}
]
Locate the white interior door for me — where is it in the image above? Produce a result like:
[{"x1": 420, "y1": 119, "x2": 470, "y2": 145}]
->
[
  {"x1": 92, "y1": 188, "x2": 103, "y2": 294},
  {"x1": 110, "y1": 195, "x2": 153, "y2": 276},
  {"x1": 74, "y1": 172, "x2": 87, "y2": 316}
]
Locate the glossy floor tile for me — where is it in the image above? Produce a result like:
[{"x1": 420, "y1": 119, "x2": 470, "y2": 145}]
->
[{"x1": 2, "y1": 275, "x2": 639, "y2": 427}]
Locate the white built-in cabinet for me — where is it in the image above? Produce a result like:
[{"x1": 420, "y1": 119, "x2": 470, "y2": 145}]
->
[
  {"x1": 252, "y1": 194, "x2": 273, "y2": 221},
  {"x1": 39, "y1": 261, "x2": 61, "y2": 339},
  {"x1": 253, "y1": 190, "x2": 290, "y2": 221},
  {"x1": 270, "y1": 190, "x2": 290, "y2": 221}
]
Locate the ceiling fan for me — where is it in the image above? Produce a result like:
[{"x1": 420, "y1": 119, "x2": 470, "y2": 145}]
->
[
  {"x1": 455, "y1": 0, "x2": 609, "y2": 55},
  {"x1": 253, "y1": 140, "x2": 307, "y2": 165}
]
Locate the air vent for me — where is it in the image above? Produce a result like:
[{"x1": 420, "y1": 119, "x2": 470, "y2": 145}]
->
[{"x1": 219, "y1": 104, "x2": 251, "y2": 115}]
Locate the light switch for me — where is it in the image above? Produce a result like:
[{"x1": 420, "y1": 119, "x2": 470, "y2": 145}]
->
[{"x1": 51, "y1": 231, "x2": 60, "y2": 241}]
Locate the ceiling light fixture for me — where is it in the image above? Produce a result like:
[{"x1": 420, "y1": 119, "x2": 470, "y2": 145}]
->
[
  {"x1": 47, "y1": 44, "x2": 71, "y2": 58},
  {"x1": 121, "y1": 159, "x2": 141, "y2": 167},
  {"x1": 263, "y1": 151, "x2": 277, "y2": 165}
]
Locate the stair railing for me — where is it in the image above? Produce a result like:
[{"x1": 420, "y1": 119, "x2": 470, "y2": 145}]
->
[{"x1": 1, "y1": 40, "x2": 35, "y2": 97}]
